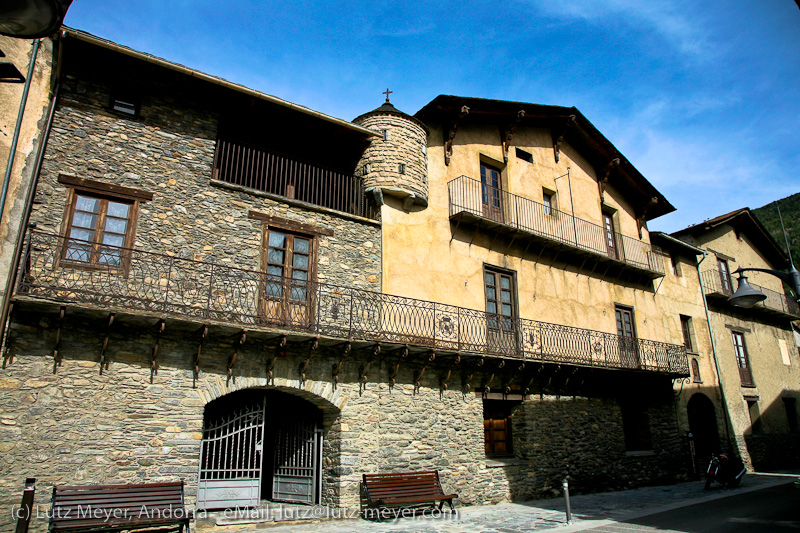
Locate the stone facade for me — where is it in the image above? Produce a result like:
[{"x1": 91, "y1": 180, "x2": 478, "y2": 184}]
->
[{"x1": 353, "y1": 106, "x2": 428, "y2": 208}]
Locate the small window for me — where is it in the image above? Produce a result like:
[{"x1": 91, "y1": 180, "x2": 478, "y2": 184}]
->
[
  {"x1": 382, "y1": 129, "x2": 388, "y2": 141},
  {"x1": 398, "y1": 163, "x2": 405, "y2": 174},
  {"x1": 110, "y1": 87, "x2": 141, "y2": 117},
  {"x1": 718, "y1": 257, "x2": 732, "y2": 294},
  {"x1": 621, "y1": 401, "x2": 652, "y2": 451},
  {"x1": 362, "y1": 164, "x2": 370, "y2": 176},
  {"x1": 542, "y1": 190, "x2": 554, "y2": 216},
  {"x1": 483, "y1": 399, "x2": 518, "y2": 457},
  {"x1": 691, "y1": 359, "x2": 701, "y2": 383},
  {"x1": 515, "y1": 147, "x2": 533, "y2": 163},
  {"x1": 783, "y1": 397, "x2": 799, "y2": 433},
  {"x1": 680, "y1": 315, "x2": 694, "y2": 352},
  {"x1": 670, "y1": 254, "x2": 681, "y2": 276},
  {"x1": 732, "y1": 331, "x2": 755, "y2": 387},
  {"x1": 746, "y1": 399, "x2": 762, "y2": 434}
]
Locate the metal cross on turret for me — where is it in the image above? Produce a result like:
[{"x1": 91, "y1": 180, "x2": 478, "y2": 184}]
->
[{"x1": 383, "y1": 88, "x2": 392, "y2": 103}]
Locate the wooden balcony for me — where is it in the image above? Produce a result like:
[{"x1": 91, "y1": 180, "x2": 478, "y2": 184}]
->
[
  {"x1": 701, "y1": 269, "x2": 800, "y2": 319},
  {"x1": 448, "y1": 176, "x2": 665, "y2": 279},
  {"x1": 213, "y1": 138, "x2": 377, "y2": 219},
  {"x1": 10, "y1": 230, "x2": 689, "y2": 376}
]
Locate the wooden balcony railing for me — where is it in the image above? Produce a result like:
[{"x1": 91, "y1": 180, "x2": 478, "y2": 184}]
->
[
  {"x1": 701, "y1": 269, "x2": 800, "y2": 318},
  {"x1": 448, "y1": 176, "x2": 665, "y2": 275},
  {"x1": 213, "y1": 138, "x2": 377, "y2": 219},
  {"x1": 14, "y1": 230, "x2": 689, "y2": 376}
]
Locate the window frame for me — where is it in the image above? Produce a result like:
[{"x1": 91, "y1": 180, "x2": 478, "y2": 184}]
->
[
  {"x1": 542, "y1": 188, "x2": 556, "y2": 216},
  {"x1": 483, "y1": 399, "x2": 518, "y2": 458},
  {"x1": 483, "y1": 265, "x2": 517, "y2": 333},
  {"x1": 58, "y1": 175, "x2": 151, "y2": 275},
  {"x1": 691, "y1": 358, "x2": 702, "y2": 383},
  {"x1": 732, "y1": 331, "x2": 755, "y2": 387},
  {"x1": 680, "y1": 315, "x2": 695, "y2": 353},
  {"x1": 718, "y1": 256, "x2": 732, "y2": 294}
]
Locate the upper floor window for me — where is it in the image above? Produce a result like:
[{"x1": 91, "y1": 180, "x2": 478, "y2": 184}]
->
[
  {"x1": 542, "y1": 189, "x2": 554, "y2": 216},
  {"x1": 680, "y1": 315, "x2": 694, "y2": 352},
  {"x1": 484, "y1": 267, "x2": 516, "y2": 333},
  {"x1": 515, "y1": 147, "x2": 533, "y2": 164},
  {"x1": 718, "y1": 257, "x2": 732, "y2": 294},
  {"x1": 264, "y1": 229, "x2": 313, "y2": 302},
  {"x1": 479, "y1": 162, "x2": 503, "y2": 223},
  {"x1": 732, "y1": 331, "x2": 755, "y2": 387},
  {"x1": 670, "y1": 254, "x2": 681, "y2": 277},
  {"x1": 58, "y1": 175, "x2": 152, "y2": 271},
  {"x1": 110, "y1": 86, "x2": 141, "y2": 117},
  {"x1": 603, "y1": 210, "x2": 618, "y2": 260},
  {"x1": 691, "y1": 359, "x2": 701, "y2": 383}
]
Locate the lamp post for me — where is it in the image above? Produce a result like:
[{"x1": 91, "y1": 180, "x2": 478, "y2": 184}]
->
[
  {"x1": 0, "y1": 0, "x2": 73, "y2": 38},
  {"x1": 728, "y1": 204, "x2": 800, "y2": 308}
]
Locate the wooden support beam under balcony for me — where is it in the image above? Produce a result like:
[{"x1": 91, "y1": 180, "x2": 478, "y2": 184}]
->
[{"x1": 447, "y1": 175, "x2": 666, "y2": 280}]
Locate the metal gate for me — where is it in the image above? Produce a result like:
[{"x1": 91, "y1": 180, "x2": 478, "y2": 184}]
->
[
  {"x1": 272, "y1": 416, "x2": 323, "y2": 504},
  {"x1": 197, "y1": 398, "x2": 266, "y2": 509}
]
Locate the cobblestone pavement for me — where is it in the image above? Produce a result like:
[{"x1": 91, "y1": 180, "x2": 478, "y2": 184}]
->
[{"x1": 204, "y1": 473, "x2": 798, "y2": 532}]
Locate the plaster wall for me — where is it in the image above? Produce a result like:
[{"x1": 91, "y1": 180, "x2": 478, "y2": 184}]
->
[
  {"x1": 0, "y1": 37, "x2": 54, "y2": 304},
  {"x1": 381, "y1": 122, "x2": 665, "y2": 342}
]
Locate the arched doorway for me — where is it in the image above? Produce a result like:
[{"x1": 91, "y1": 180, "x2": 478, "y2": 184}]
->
[
  {"x1": 196, "y1": 389, "x2": 323, "y2": 509},
  {"x1": 687, "y1": 393, "x2": 721, "y2": 468}
]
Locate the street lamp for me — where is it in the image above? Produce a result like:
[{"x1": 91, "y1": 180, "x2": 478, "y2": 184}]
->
[
  {"x1": 728, "y1": 266, "x2": 800, "y2": 308},
  {"x1": 0, "y1": 0, "x2": 73, "y2": 38}
]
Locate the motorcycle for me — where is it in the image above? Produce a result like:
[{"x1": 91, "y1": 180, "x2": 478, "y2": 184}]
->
[{"x1": 704, "y1": 453, "x2": 746, "y2": 489}]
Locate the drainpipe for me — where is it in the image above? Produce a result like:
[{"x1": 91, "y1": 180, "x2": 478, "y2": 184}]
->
[
  {"x1": 0, "y1": 39, "x2": 41, "y2": 226},
  {"x1": 696, "y1": 250, "x2": 735, "y2": 453},
  {"x1": 0, "y1": 78, "x2": 60, "y2": 357}
]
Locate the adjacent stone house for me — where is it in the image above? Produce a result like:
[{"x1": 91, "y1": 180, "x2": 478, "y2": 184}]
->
[{"x1": 0, "y1": 28, "x2": 703, "y2": 531}]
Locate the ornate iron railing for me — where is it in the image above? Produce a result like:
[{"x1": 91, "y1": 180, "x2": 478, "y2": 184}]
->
[
  {"x1": 701, "y1": 269, "x2": 800, "y2": 317},
  {"x1": 15, "y1": 230, "x2": 688, "y2": 375},
  {"x1": 448, "y1": 175, "x2": 665, "y2": 275},
  {"x1": 213, "y1": 138, "x2": 376, "y2": 219}
]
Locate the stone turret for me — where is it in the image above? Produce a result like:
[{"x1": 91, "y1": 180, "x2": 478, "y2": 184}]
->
[{"x1": 353, "y1": 97, "x2": 428, "y2": 209}]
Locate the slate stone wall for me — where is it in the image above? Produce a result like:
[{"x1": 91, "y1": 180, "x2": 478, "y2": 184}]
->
[{"x1": 31, "y1": 73, "x2": 381, "y2": 291}]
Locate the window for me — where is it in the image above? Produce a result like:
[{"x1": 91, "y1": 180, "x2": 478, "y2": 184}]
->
[
  {"x1": 680, "y1": 315, "x2": 694, "y2": 352},
  {"x1": 381, "y1": 129, "x2": 388, "y2": 141},
  {"x1": 479, "y1": 162, "x2": 503, "y2": 223},
  {"x1": 746, "y1": 399, "x2": 762, "y2": 434},
  {"x1": 670, "y1": 254, "x2": 681, "y2": 276},
  {"x1": 542, "y1": 189, "x2": 554, "y2": 216},
  {"x1": 784, "y1": 398, "x2": 799, "y2": 433},
  {"x1": 515, "y1": 147, "x2": 533, "y2": 163},
  {"x1": 732, "y1": 331, "x2": 755, "y2": 387},
  {"x1": 483, "y1": 400, "x2": 518, "y2": 457},
  {"x1": 110, "y1": 86, "x2": 141, "y2": 117},
  {"x1": 398, "y1": 163, "x2": 405, "y2": 174},
  {"x1": 603, "y1": 210, "x2": 618, "y2": 260},
  {"x1": 484, "y1": 267, "x2": 516, "y2": 333},
  {"x1": 59, "y1": 175, "x2": 150, "y2": 270},
  {"x1": 718, "y1": 257, "x2": 732, "y2": 294},
  {"x1": 691, "y1": 359, "x2": 702, "y2": 383},
  {"x1": 621, "y1": 401, "x2": 652, "y2": 451},
  {"x1": 264, "y1": 229, "x2": 313, "y2": 303},
  {"x1": 362, "y1": 164, "x2": 370, "y2": 176}
]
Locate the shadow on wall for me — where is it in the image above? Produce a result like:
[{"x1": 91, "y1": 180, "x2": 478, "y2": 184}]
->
[{"x1": 742, "y1": 388, "x2": 800, "y2": 471}]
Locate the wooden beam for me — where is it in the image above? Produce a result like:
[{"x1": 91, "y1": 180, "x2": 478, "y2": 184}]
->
[
  {"x1": 388, "y1": 345, "x2": 408, "y2": 388},
  {"x1": 192, "y1": 325, "x2": 207, "y2": 387},
  {"x1": 443, "y1": 105, "x2": 470, "y2": 166},
  {"x1": 501, "y1": 110, "x2": 526, "y2": 162},
  {"x1": 227, "y1": 329, "x2": 246, "y2": 385},
  {"x1": 298, "y1": 336, "x2": 319, "y2": 384},
  {"x1": 551, "y1": 115, "x2": 576, "y2": 163},
  {"x1": 332, "y1": 340, "x2": 351, "y2": 389}
]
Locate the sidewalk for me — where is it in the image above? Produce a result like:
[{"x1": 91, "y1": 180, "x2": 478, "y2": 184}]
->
[{"x1": 202, "y1": 472, "x2": 798, "y2": 532}]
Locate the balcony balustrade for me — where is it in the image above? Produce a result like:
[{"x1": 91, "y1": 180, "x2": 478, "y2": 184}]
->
[
  {"x1": 13, "y1": 230, "x2": 689, "y2": 376},
  {"x1": 448, "y1": 176, "x2": 665, "y2": 277},
  {"x1": 213, "y1": 138, "x2": 376, "y2": 219},
  {"x1": 701, "y1": 269, "x2": 800, "y2": 318}
]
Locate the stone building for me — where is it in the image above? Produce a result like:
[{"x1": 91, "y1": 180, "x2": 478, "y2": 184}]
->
[
  {"x1": 672, "y1": 209, "x2": 800, "y2": 470},
  {"x1": 0, "y1": 29, "x2": 696, "y2": 531}
]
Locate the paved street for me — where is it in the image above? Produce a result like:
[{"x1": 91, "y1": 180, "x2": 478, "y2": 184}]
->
[{"x1": 198, "y1": 472, "x2": 798, "y2": 532}]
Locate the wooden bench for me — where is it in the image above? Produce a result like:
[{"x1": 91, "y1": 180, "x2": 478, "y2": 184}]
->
[
  {"x1": 362, "y1": 471, "x2": 457, "y2": 519},
  {"x1": 50, "y1": 481, "x2": 191, "y2": 532}
]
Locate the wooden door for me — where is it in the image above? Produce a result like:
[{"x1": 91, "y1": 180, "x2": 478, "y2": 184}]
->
[
  {"x1": 615, "y1": 306, "x2": 639, "y2": 368},
  {"x1": 480, "y1": 163, "x2": 503, "y2": 223},
  {"x1": 718, "y1": 258, "x2": 732, "y2": 294},
  {"x1": 603, "y1": 212, "x2": 618, "y2": 259},
  {"x1": 261, "y1": 230, "x2": 315, "y2": 327}
]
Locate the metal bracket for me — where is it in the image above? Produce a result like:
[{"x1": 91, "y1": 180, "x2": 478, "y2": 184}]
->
[
  {"x1": 227, "y1": 329, "x2": 246, "y2": 385},
  {"x1": 331, "y1": 340, "x2": 351, "y2": 389},
  {"x1": 193, "y1": 325, "x2": 207, "y2": 387},
  {"x1": 99, "y1": 312, "x2": 116, "y2": 375},
  {"x1": 388, "y1": 345, "x2": 408, "y2": 388},
  {"x1": 358, "y1": 344, "x2": 380, "y2": 395},
  {"x1": 150, "y1": 319, "x2": 165, "y2": 383},
  {"x1": 52, "y1": 305, "x2": 66, "y2": 374},
  {"x1": 439, "y1": 353, "x2": 461, "y2": 393},
  {"x1": 298, "y1": 336, "x2": 319, "y2": 385}
]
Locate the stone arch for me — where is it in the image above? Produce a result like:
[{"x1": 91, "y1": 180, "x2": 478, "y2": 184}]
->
[{"x1": 687, "y1": 392, "x2": 721, "y2": 467}]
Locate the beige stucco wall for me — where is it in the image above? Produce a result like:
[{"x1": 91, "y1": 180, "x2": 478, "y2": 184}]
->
[
  {"x1": 681, "y1": 223, "x2": 799, "y2": 468},
  {"x1": 0, "y1": 36, "x2": 54, "y2": 304},
  {"x1": 381, "y1": 121, "x2": 666, "y2": 342}
]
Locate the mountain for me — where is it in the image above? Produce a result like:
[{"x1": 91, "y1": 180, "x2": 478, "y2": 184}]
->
[{"x1": 752, "y1": 192, "x2": 800, "y2": 266}]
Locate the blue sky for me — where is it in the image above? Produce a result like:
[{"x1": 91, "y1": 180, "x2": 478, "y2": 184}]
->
[{"x1": 63, "y1": 0, "x2": 800, "y2": 232}]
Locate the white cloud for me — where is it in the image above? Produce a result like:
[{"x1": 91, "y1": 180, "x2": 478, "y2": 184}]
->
[{"x1": 523, "y1": 0, "x2": 713, "y2": 60}]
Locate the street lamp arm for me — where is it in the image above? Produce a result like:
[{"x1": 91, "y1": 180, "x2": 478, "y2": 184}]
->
[{"x1": 732, "y1": 266, "x2": 795, "y2": 285}]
